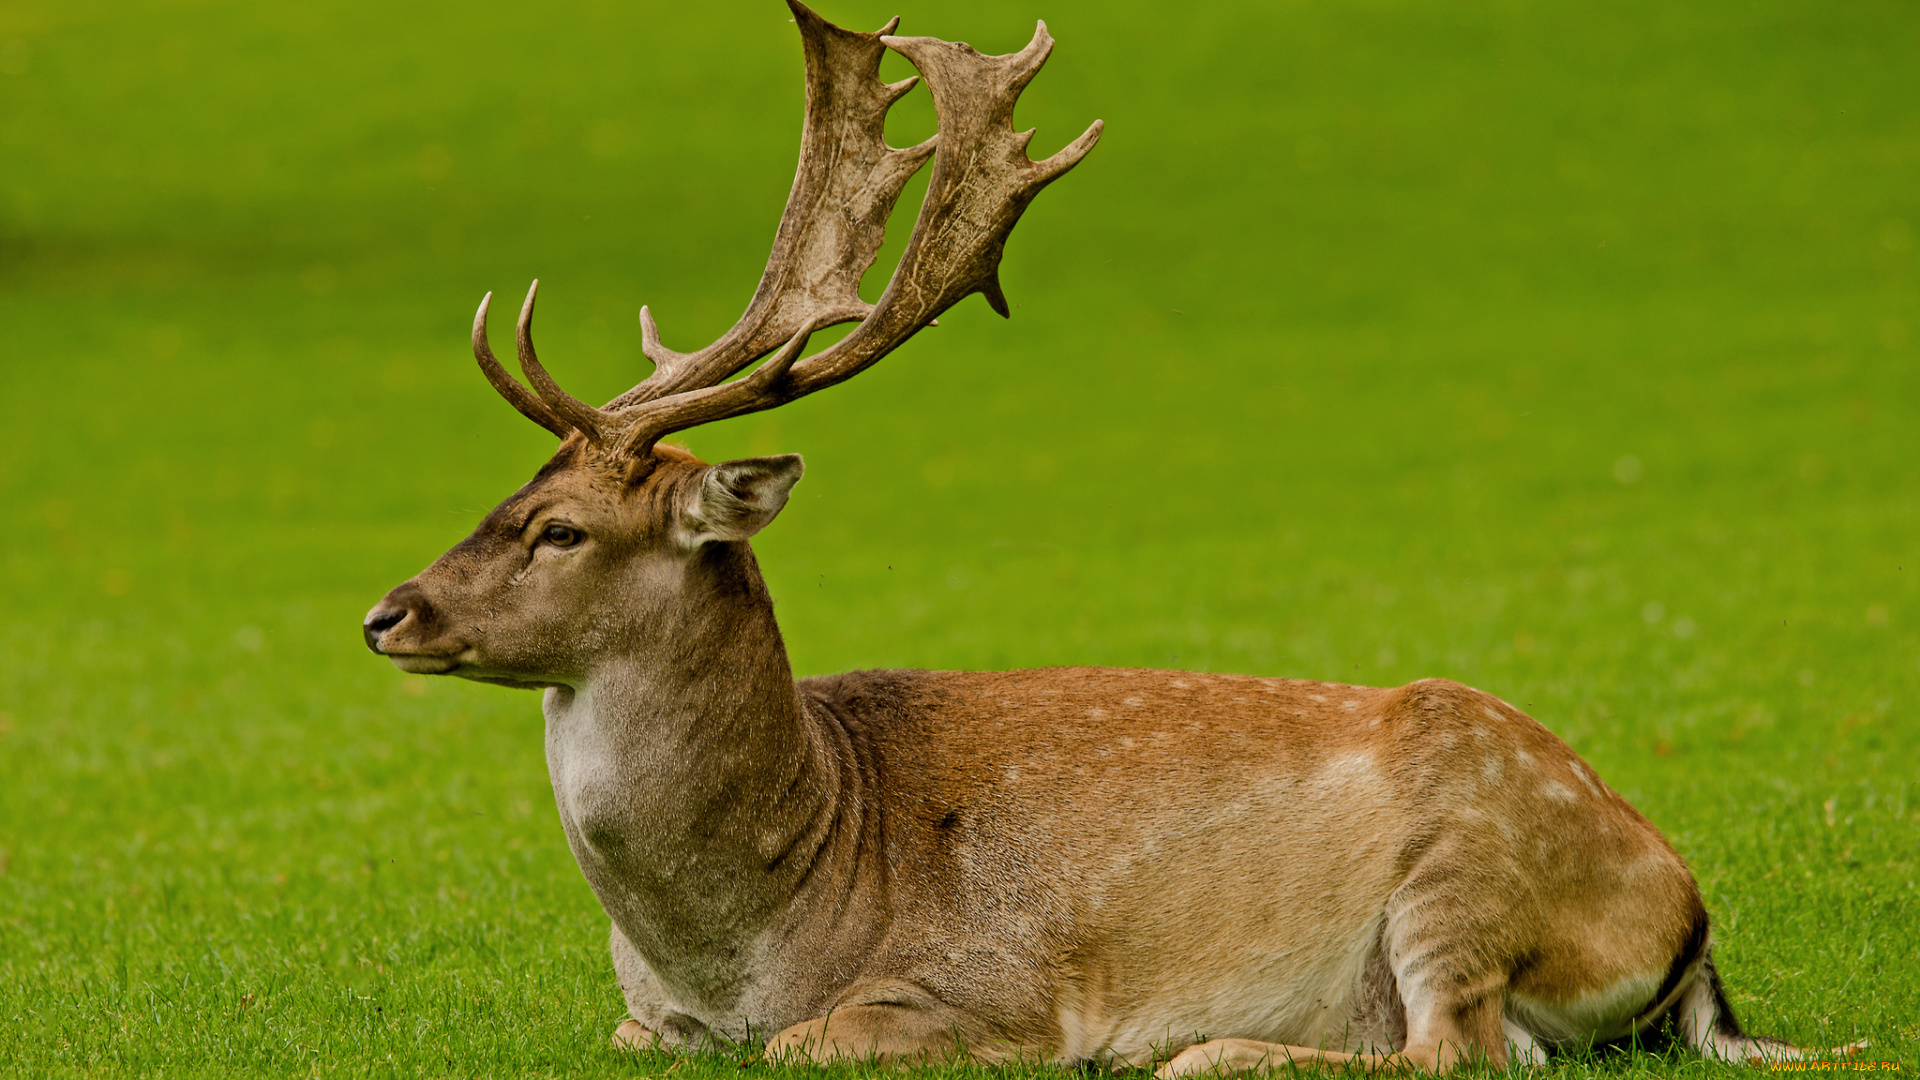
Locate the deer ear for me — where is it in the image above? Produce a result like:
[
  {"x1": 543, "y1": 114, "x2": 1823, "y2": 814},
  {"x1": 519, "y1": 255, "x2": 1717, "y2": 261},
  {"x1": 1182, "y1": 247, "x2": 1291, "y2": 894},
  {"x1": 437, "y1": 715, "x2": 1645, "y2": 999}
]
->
[{"x1": 679, "y1": 455, "x2": 805, "y2": 547}]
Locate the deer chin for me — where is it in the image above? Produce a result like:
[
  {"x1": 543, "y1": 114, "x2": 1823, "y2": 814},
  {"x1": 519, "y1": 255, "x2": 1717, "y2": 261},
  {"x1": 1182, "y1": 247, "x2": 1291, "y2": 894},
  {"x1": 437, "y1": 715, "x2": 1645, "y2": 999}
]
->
[
  {"x1": 386, "y1": 652, "x2": 463, "y2": 675},
  {"x1": 433, "y1": 655, "x2": 568, "y2": 690},
  {"x1": 461, "y1": 673, "x2": 565, "y2": 691}
]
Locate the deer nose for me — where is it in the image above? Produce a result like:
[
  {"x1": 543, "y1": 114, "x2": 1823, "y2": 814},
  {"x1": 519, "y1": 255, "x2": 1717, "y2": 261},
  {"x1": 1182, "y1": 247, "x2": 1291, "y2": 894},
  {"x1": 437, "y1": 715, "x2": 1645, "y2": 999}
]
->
[{"x1": 362, "y1": 606, "x2": 409, "y2": 653}]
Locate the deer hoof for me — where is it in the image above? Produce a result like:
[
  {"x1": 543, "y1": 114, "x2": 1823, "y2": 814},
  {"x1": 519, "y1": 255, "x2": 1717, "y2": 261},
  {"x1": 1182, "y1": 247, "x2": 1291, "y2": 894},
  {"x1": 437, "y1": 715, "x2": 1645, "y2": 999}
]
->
[{"x1": 612, "y1": 1019, "x2": 657, "y2": 1051}]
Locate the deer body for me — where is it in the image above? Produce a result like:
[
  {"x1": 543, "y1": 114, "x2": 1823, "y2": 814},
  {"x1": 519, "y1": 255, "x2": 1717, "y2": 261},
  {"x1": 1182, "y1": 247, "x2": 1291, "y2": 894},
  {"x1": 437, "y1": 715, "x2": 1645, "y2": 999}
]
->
[
  {"x1": 364, "y1": 3, "x2": 1858, "y2": 1071},
  {"x1": 576, "y1": 661, "x2": 1703, "y2": 1066},
  {"x1": 505, "y1": 492, "x2": 1700, "y2": 1064}
]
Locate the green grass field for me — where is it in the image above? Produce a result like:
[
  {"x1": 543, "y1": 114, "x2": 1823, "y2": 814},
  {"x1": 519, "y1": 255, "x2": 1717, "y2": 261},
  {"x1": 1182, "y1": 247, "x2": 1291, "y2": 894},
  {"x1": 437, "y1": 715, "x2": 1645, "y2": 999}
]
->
[{"x1": 1, "y1": 0, "x2": 1915, "y2": 1075}]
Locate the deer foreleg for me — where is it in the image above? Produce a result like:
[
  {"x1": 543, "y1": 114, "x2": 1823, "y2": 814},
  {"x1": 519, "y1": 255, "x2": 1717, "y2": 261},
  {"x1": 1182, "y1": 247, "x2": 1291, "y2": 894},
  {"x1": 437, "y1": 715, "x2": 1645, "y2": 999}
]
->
[
  {"x1": 611, "y1": 1020, "x2": 660, "y2": 1051},
  {"x1": 765, "y1": 1001, "x2": 974, "y2": 1065}
]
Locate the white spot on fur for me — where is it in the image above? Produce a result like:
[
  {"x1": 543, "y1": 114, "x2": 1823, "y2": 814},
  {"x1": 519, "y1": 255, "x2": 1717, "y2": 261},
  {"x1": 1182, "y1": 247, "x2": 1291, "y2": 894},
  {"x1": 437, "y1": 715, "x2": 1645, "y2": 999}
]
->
[
  {"x1": 1170, "y1": 679, "x2": 1191, "y2": 689},
  {"x1": 1482, "y1": 754, "x2": 1504, "y2": 785},
  {"x1": 1569, "y1": 759, "x2": 1602, "y2": 797},
  {"x1": 1309, "y1": 694, "x2": 1326, "y2": 702},
  {"x1": 1341, "y1": 700, "x2": 1358, "y2": 711},
  {"x1": 1316, "y1": 751, "x2": 1378, "y2": 791},
  {"x1": 1542, "y1": 779, "x2": 1577, "y2": 803},
  {"x1": 1124, "y1": 696, "x2": 1144, "y2": 707},
  {"x1": 1516, "y1": 748, "x2": 1536, "y2": 770},
  {"x1": 1482, "y1": 705, "x2": 1504, "y2": 724},
  {"x1": 1088, "y1": 707, "x2": 1108, "y2": 719}
]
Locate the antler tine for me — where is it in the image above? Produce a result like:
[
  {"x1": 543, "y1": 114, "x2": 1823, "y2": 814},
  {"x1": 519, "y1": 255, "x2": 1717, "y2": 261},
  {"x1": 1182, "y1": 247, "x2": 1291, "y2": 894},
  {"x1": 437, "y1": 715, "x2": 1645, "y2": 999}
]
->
[
  {"x1": 637, "y1": 305, "x2": 691, "y2": 376},
  {"x1": 606, "y1": 14, "x2": 1102, "y2": 458},
  {"x1": 473, "y1": 291, "x2": 573, "y2": 438},
  {"x1": 611, "y1": 317, "x2": 828, "y2": 462},
  {"x1": 514, "y1": 281, "x2": 612, "y2": 445},
  {"x1": 601, "y1": 0, "x2": 935, "y2": 413}
]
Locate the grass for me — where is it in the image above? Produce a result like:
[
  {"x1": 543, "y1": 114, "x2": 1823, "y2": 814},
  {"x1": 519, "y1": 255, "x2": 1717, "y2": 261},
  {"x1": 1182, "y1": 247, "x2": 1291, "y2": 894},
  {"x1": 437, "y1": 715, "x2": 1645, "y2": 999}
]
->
[{"x1": 1, "y1": 0, "x2": 1916, "y2": 1075}]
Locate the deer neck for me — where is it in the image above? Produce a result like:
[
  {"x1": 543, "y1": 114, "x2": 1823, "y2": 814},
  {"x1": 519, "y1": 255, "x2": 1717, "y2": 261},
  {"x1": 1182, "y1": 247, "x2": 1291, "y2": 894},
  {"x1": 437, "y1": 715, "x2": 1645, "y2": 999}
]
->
[{"x1": 537, "y1": 542, "x2": 841, "y2": 1005}]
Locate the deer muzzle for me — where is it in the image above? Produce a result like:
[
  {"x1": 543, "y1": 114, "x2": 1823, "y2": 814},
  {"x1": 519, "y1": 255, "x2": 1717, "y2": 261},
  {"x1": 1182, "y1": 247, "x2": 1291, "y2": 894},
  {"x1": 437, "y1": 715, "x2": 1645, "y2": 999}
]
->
[{"x1": 362, "y1": 581, "x2": 463, "y2": 673}]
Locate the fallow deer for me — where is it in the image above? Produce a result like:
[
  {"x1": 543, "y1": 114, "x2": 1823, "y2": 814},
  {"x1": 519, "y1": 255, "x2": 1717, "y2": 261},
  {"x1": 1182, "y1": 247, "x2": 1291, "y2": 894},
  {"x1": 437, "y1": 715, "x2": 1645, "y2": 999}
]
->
[{"x1": 363, "y1": 3, "x2": 1860, "y2": 1072}]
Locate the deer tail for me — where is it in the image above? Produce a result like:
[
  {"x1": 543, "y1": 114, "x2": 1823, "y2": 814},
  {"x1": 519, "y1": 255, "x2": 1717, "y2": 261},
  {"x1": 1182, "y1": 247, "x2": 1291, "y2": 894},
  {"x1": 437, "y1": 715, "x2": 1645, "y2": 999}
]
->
[{"x1": 1672, "y1": 950, "x2": 1867, "y2": 1064}]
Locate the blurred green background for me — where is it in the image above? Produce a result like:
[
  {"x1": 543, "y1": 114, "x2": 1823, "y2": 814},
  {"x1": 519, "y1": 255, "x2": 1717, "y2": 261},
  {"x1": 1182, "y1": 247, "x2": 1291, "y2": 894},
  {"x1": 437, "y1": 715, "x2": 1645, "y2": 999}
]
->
[{"x1": 1, "y1": 0, "x2": 1914, "y2": 1074}]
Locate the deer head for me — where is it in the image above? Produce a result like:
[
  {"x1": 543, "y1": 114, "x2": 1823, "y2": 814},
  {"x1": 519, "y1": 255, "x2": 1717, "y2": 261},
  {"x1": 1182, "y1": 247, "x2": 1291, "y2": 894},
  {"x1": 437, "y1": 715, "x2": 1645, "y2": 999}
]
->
[{"x1": 363, "y1": 1, "x2": 1101, "y2": 688}]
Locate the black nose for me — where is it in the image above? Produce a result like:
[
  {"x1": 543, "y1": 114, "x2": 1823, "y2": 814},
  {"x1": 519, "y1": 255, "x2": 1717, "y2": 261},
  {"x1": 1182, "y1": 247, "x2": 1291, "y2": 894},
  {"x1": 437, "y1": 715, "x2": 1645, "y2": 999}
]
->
[{"x1": 363, "y1": 607, "x2": 407, "y2": 653}]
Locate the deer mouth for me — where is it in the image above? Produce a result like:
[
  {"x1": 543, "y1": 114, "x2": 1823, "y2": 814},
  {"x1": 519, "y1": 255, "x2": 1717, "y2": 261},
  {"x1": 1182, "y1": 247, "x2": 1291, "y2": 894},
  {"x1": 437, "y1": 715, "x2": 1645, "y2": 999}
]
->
[{"x1": 385, "y1": 652, "x2": 463, "y2": 675}]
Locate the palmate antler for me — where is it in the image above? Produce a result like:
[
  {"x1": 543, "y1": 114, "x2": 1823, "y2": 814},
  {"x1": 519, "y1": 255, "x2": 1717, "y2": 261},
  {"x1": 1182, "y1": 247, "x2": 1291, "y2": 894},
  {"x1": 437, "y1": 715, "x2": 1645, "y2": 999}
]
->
[{"x1": 470, "y1": 0, "x2": 1101, "y2": 475}]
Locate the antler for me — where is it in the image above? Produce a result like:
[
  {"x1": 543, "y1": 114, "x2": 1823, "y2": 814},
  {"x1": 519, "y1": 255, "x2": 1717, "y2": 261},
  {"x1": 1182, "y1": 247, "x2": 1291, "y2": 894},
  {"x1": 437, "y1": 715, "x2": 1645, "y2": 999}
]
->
[
  {"x1": 472, "y1": 1, "x2": 1101, "y2": 467},
  {"x1": 609, "y1": 0, "x2": 938, "y2": 410}
]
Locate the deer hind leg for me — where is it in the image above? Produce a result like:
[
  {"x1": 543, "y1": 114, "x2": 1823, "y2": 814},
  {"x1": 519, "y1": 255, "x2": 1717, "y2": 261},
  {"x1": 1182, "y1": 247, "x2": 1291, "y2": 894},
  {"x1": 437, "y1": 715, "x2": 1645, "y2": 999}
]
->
[
  {"x1": 1391, "y1": 972, "x2": 1511, "y2": 1072},
  {"x1": 1378, "y1": 869, "x2": 1518, "y2": 1072}
]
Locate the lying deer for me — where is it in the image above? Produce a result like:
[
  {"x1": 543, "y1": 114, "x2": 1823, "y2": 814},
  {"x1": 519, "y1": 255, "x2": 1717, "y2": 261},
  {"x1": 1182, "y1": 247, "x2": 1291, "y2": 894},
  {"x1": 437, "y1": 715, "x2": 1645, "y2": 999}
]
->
[{"x1": 364, "y1": 2, "x2": 1858, "y2": 1072}]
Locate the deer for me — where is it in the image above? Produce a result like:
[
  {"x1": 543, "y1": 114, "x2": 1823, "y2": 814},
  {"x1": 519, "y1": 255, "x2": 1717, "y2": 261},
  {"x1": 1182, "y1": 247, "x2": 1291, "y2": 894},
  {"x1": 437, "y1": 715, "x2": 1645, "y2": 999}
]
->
[{"x1": 362, "y1": 2, "x2": 1863, "y2": 1073}]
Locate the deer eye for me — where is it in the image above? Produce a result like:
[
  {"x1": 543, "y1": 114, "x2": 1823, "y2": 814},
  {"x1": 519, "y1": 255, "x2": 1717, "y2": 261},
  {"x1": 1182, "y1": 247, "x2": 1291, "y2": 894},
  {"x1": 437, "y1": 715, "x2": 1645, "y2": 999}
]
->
[{"x1": 541, "y1": 523, "x2": 583, "y2": 548}]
